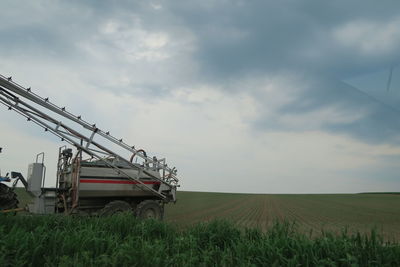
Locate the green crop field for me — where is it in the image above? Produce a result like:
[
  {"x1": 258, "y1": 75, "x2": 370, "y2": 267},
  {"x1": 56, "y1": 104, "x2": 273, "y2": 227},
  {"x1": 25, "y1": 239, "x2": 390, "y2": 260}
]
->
[
  {"x1": 14, "y1": 189, "x2": 400, "y2": 240},
  {"x1": 165, "y1": 192, "x2": 400, "y2": 240},
  {"x1": 1, "y1": 213, "x2": 400, "y2": 266},
  {"x1": 1, "y1": 189, "x2": 399, "y2": 265}
]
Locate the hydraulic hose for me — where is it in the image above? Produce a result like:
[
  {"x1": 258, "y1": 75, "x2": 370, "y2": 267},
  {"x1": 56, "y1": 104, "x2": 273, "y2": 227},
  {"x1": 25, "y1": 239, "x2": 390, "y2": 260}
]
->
[{"x1": 130, "y1": 149, "x2": 147, "y2": 163}]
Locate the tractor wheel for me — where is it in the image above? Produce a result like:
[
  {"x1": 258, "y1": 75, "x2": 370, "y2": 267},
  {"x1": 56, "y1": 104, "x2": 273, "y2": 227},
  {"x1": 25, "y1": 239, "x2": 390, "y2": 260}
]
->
[
  {"x1": 135, "y1": 200, "x2": 163, "y2": 220},
  {"x1": 99, "y1": 200, "x2": 132, "y2": 216},
  {"x1": 0, "y1": 183, "x2": 19, "y2": 213}
]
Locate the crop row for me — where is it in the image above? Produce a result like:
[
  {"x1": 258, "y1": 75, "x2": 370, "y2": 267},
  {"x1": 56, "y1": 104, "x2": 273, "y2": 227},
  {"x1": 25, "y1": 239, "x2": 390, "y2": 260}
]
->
[{"x1": 165, "y1": 193, "x2": 400, "y2": 240}]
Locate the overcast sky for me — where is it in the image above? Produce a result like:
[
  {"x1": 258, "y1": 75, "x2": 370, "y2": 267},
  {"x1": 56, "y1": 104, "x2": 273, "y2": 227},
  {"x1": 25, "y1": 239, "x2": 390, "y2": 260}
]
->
[{"x1": 1, "y1": 0, "x2": 400, "y2": 193}]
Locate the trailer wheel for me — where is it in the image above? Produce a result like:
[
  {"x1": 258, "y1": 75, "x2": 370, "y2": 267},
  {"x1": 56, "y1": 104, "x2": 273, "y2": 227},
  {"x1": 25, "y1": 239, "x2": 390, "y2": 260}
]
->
[
  {"x1": 135, "y1": 200, "x2": 163, "y2": 220},
  {"x1": 0, "y1": 183, "x2": 19, "y2": 213},
  {"x1": 99, "y1": 200, "x2": 132, "y2": 216}
]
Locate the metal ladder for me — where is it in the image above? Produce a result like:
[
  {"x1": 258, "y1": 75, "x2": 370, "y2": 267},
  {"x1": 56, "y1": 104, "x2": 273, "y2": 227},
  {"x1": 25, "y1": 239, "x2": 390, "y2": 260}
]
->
[{"x1": 0, "y1": 74, "x2": 179, "y2": 200}]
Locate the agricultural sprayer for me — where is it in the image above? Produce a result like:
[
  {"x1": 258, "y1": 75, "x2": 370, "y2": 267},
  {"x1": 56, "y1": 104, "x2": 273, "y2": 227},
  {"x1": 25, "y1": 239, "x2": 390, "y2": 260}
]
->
[{"x1": 0, "y1": 74, "x2": 179, "y2": 218}]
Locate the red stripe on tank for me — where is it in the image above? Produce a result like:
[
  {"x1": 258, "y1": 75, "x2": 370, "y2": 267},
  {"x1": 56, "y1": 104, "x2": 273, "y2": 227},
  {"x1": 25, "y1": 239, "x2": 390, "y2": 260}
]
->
[{"x1": 80, "y1": 179, "x2": 160, "y2": 184}]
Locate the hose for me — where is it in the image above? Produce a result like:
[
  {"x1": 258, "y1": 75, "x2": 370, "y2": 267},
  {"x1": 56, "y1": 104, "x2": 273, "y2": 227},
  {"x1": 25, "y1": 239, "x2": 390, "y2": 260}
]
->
[{"x1": 130, "y1": 149, "x2": 147, "y2": 163}]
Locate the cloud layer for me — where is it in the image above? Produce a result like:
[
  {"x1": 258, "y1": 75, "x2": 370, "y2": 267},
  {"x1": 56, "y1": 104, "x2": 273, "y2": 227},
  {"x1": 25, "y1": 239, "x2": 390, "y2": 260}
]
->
[{"x1": 0, "y1": 0, "x2": 399, "y2": 192}]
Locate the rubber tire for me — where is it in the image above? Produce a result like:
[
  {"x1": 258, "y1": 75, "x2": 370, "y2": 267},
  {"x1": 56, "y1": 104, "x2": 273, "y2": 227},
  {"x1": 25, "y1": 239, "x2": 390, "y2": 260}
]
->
[
  {"x1": 0, "y1": 183, "x2": 19, "y2": 212},
  {"x1": 135, "y1": 200, "x2": 163, "y2": 220},
  {"x1": 99, "y1": 200, "x2": 132, "y2": 216}
]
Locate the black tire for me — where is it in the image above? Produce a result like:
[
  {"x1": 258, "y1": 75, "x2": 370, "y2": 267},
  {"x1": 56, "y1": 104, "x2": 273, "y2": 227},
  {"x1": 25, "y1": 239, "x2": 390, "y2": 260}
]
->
[
  {"x1": 99, "y1": 200, "x2": 132, "y2": 216},
  {"x1": 135, "y1": 200, "x2": 163, "y2": 220},
  {"x1": 0, "y1": 183, "x2": 19, "y2": 212}
]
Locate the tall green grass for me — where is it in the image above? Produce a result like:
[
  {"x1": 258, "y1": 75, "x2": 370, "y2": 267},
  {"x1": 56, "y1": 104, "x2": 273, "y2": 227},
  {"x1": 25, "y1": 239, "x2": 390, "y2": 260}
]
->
[{"x1": 0, "y1": 214, "x2": 399, "y2": 266}]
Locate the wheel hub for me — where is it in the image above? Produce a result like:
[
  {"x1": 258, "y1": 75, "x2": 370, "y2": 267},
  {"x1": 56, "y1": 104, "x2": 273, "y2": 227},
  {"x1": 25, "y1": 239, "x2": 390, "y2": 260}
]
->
[{"x1": 144, "y1": 208, "x2": 156, "y2": 219}]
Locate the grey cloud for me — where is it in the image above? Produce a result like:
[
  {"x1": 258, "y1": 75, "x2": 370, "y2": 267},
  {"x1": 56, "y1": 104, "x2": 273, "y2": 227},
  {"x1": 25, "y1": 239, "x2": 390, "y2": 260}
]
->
[
  {"x1": 2, "y1": 0, "x2": 400, "y2": 145},
  {"x1": 254, "y1": 76, "x2": 400, "y2": 144},
  {"x1": 167, "y1": 1, "x2": 400, "y2": 80},
  {"x1": 3, "y1": 1, "x2": 400, "y2": 68},
  {"x1": 0, "y1": 26, "x2": 72, "y2": 58},
  {"x1": 3, "y1": 1, "x2": 399, "y2": 81},
  {"x1": 2, "y1": 1, "x2": 400, "y2": 193}
]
